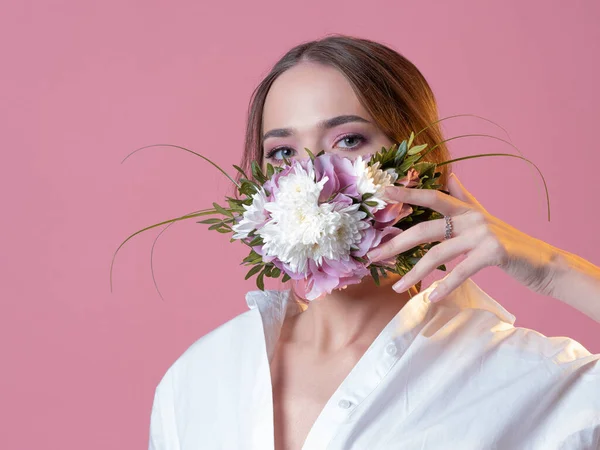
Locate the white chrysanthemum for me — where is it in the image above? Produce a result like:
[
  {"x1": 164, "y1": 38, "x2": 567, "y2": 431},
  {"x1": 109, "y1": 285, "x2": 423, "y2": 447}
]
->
[
  {"x1": 231, "y1": 186, "x2": 269, "y2": 240},
  {"x1": 258, "y1": 164, "x2": 369, "y2": 274},
  {"x1": 352, "y1": 156, "x2": 398, "y2": 211},
  {"x1": 273, "y1": 162, "x2": 325, "y2": 206}
]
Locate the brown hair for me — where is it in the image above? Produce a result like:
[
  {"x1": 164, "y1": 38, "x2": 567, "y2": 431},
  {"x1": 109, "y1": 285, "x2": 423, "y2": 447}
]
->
[{"x1": 233, "y1": 34, "x2": 452, "y2": 302}]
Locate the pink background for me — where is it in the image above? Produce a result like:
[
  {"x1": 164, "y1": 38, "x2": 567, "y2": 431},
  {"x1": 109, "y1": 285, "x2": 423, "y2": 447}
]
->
[{"x1": 1, "y1": 1, "x2": 599, "y2": 448}]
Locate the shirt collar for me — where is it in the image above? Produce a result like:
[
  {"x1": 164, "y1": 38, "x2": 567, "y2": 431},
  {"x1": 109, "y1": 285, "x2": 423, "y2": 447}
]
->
[{"x1": 244, "y1": 277, "x2": 516, "y2": 361}]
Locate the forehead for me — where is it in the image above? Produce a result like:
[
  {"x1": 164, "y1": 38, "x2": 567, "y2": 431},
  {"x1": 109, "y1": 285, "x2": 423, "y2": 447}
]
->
[{"x1": 262, "y1": 62, "x2": 369, "y2": 132}]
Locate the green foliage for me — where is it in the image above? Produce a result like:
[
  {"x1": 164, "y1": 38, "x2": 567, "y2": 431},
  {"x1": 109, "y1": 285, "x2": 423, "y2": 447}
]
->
[
  {"x1": 407, "y1": 143, "x2": 428, "y2": 156},
  {"x1": 266, "y1": 163, "x2": 275, "y2": 178},
  {"x1": 370, "y1": 265, "x2": 380, "y2": 286},
  {"x1": 407, "y1": 131, "x2": 415, "y2": 148},
  {"x1": 232, "y1": 164, "x2": 248, "y2": 179},
  {"x1": 212, "y1": 202, "x2": 233, "y2": 218},
  {"x1": 112, "y1": 115, "x2": 550, "y2": 301},
  {"x1": 245, "y1": 265, "x2": 262, "y2": 280}
]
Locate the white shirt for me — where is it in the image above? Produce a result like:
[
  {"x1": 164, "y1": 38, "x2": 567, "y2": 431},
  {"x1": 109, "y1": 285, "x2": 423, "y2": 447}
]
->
[{"x1": 148, "y1": 278, "x2": 600, "y2": 449}]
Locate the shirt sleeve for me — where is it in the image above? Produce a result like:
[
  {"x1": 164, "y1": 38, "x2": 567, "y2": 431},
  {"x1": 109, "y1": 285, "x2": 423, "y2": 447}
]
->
[
  {"x1": 543, "y1": 337, "x2": 600, "y2": 448},
  {"x1": 148, "y1": 368, "x2": 181, "y2": 450}
]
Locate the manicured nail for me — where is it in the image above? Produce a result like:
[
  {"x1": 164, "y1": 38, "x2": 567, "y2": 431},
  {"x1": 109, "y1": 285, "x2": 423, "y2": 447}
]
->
[
  {"x1": 381, "y1": 196, "x2": 399, "y2": 204},
  {"x1": 392, "y1": 279, "x2": 407, "y2": 292},
  {"x1": 366, "y1": 249, "x2": 381, "y2": 263},
  {"x1": 428, "y1": 289, "x2": 440, "y2": 302}
]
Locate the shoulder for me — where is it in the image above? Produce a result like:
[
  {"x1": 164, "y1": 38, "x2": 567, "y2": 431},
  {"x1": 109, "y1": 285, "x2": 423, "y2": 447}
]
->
[
  {"x1": 427, "y1": 278, "x2": 600, "y2": 399},
  {"x1": 149, "y1": 291, "x2": 275, "y2": 447},
  {"x1": 153, "y1": 288, "x2": 281, "y2": 394},
  {"x1": 500, "y1": 326, "x2": 600, "y2": 444},
  {"x1": 165, "y1": 306, "x2": 261, "y2": 387},
  {"x1": 436, "y1": 279, "x2": 598, "y2": 366},
  {"x1": 424, "y1": 279, "x2": 600, "y2": 444},
  {"x1": 501, "y1": 321, "x2": 600, "y2": 397}
]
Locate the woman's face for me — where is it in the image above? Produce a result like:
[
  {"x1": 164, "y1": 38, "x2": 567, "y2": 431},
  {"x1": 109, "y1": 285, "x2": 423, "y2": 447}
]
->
[{"x1": 261, "y1": 61, "x2": 395, "y2": 172}]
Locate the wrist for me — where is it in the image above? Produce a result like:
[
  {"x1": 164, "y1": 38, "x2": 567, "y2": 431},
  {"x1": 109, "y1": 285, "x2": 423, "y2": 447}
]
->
[{"x1": 546, "y1": 246, "x2": 600, "y2": 322}]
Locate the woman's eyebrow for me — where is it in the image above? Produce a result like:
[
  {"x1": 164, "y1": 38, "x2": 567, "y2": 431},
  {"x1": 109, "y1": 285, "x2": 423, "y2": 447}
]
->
[{"x1": 262, "y1": 115, "x2": 371, "y2": 141}]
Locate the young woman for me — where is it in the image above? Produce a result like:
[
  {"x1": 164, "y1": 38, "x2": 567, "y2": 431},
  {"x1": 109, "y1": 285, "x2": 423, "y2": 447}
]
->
[{"x1": 149, "y1": 35, "x2": 600, "y2": 450}]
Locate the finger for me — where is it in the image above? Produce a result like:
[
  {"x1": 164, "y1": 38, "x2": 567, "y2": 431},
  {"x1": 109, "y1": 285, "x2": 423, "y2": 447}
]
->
[
  {"x1": 366, "y1": 212, "x2": 487, "y2": 263},
  {"x1": 447, "y1": 173, "x2": 483, "y2": 209},
  {"x1": 427, "y1": 245, "x2": 490, "y2": 303},
  {"x1": 391, "y1": 235, "x2": 475, "y2": 292},
  {"x1": 367, "y1": 219, "x2": 443, "y2": 263},
  {"x1": 382, "y1": 185, "x2": 469, "y2": 217}
]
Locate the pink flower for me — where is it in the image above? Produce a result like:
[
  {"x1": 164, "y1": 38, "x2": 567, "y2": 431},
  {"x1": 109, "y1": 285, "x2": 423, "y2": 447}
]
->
[
  {"x1": 373, "y1": 202, "x2": 413, "y2": 229},
  {"x1": 313, "y1": 152, "x2": 360, "y2": 201},
  {"x1": 304, "y1": 257, "x2": 369, "y2": 300},
  {"x1": 243, "y1": 153, "x2": 419, "y2": 301},
  {"x1": 396, "y1": 168, "x2": 420, "y2": 188}
]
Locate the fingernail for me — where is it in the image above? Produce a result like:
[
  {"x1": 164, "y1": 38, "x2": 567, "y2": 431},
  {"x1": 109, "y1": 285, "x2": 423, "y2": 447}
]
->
[
  {"x1": 392, "y1": 279, "x2": 407, "y2": 292},
  {"x1": 366, "y1": 249, "x2": 381, "y2": 263},
  {"x1": 381, "y1": 195, "x2": 399, "y2": 204},
  {"x1": 381, "y1": 188, "x2": 398, "y2": 203},
  {"x1": 428, "y1": 289, "x2": 440, "y2": 303}
]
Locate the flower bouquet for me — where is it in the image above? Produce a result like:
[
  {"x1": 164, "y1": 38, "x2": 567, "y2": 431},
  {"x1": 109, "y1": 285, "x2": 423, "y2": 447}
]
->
[{"x1": 110, "y1": 115, "x2": 550, "y2": 301}]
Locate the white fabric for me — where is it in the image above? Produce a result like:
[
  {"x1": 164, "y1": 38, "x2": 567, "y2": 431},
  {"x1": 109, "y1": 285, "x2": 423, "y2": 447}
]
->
[{"x1": 148, "y1": 278, "x2": 600, "y2": 449}]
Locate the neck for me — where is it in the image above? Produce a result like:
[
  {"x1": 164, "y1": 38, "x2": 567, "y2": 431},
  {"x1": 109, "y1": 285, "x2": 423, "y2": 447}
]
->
[{"x1": 286, "y1": 274, "x2": 416, "y2": 353}]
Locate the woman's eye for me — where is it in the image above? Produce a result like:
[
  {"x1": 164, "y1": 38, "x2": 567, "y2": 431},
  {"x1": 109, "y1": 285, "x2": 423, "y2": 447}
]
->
[
  {"x1": 265, "y1": 147, "x2": 295, "y2": 162},
  {"x1": 265, "y1": 134, "x2": 366, "y2": 162},
  {"x1": 335, "y1": 133, "x2": 366, "y2": 149}
]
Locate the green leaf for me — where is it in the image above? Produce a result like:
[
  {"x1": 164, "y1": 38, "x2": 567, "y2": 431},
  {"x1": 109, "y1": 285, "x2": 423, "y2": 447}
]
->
[
  {"x1": 407, "y1": 143, "x2": 428, "y2": 156},
  {"x1": 242, "y1": 250, "x2": 262, "y2": 263},
  {"x1": 216, "y1": 227, "x2": 231, "y2": 233},
  {"x1": 408, "y1": 131, "x2": 415, "y2": 148},
  {"x1": 232, "y1": 164, "x2": 248, "y2": 179},
  {"x1": 197, "y1": 218, "x2": 222, "y2": 224},
  {"x1": 256, "y1": 269, "x2": 266, "y2": 290},
  {"x1": 238, "y1": 181, "x2": 256, "y2": 196},
  {"x1": 413, "y1": 162, "x2": 436, "y2": 180},
  {"x1": 282, "y1": 273, "x2": 291, "y2": 283},
  {"x1": 399, "y1": 154, "x2": 422, "y2": 172},
  {"x1": 266, "y1": 163, "x2": 274, "y2": 178},
  {"x1": 251, "y1": 161, "x2": 267, "y2": 183},
  {"x1": 270, "y1": 267, "x2": 281, "y2": 278},
  {"x1": 245, "y1": 265, "x2": 262, "y2": 280},
  {"x1": 248, "y1": 235, "x2": 263, "y2": 247},
  {"x1": 370, "y1": 266, "x2": 380, "y2": 286},
  {"x1": 304, "y1": 148, "x2": 316, "y2": 161},
  {"x1": 225, "y1": 196, "x2": 246, "y2": 206},
  {"x1": 359, "y1": 205, "x2": 375, "y2": 219},
  {"x1": 212, "y1": 202, "x2": 233, "y2": 218},
  {"x1": 364, "y1": 200, "x2": 379, "y2": 207},
  {"x1": 395, "y1": 140, "x2": 408, "y2": 162}
]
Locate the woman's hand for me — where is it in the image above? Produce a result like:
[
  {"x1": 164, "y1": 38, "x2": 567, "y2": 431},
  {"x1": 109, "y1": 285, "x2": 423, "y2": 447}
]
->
[{"x1": 365, "y1": 173, "x2": 600, "y2": 320}]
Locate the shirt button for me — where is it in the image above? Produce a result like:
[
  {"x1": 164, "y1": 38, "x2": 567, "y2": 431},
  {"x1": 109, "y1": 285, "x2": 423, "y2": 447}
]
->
[
  {"x1": 385, "y1": 342, "x2": 398, "y2": 356},
  {"x1": 338, "y1": 399, "x2": 352, "y2": 409}
]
